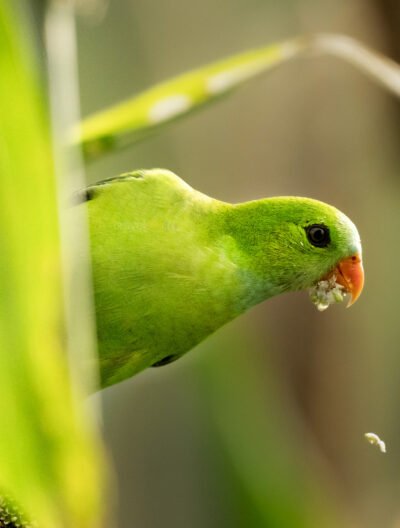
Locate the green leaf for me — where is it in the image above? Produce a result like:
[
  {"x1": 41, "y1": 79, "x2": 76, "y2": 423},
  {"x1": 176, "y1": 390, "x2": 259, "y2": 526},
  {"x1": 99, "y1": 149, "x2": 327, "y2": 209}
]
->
[
  {"x1": 74, "y1": 33, "x2": 400, "y2": 160},
  {"x1": 0, "y1": 2, "x2": 105, "y2": 527}
]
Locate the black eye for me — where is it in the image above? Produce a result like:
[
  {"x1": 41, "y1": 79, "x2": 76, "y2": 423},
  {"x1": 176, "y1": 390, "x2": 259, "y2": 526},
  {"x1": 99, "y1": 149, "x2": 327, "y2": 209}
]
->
[{"x1": 305, "y1": 224, "x2": 330, "y2": 247}]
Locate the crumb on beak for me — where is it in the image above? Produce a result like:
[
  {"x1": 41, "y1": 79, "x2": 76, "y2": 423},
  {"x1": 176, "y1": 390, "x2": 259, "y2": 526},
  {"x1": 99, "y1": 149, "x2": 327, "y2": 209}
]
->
[{"x1": 309, "y1": 275, "x2": 346, "y2": 311}]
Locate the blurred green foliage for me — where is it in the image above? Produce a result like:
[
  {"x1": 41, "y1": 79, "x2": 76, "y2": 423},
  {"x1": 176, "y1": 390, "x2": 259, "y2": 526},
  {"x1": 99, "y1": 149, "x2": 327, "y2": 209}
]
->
[
  {"x1": 75, "y1": 38, "x2": 297, "y2": 158},
  {"x1": 76, "y1": 32, "x2": 400, "y2": 162},
  {"x1": 0, "y1": 2, "x2": 105, "y2": 527}
]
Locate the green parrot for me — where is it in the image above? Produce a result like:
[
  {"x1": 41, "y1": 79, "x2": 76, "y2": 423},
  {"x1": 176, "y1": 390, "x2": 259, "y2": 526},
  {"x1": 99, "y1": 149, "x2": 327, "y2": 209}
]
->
[{"x1": 80, "y1": 169, "x2": 364, "y2": 388}]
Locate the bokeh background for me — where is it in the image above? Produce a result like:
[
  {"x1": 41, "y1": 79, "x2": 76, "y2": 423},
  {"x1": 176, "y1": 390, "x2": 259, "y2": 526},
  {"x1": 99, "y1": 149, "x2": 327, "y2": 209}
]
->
[{"x1": 50, "y1": 0, "x2": 400, "y2": 526}]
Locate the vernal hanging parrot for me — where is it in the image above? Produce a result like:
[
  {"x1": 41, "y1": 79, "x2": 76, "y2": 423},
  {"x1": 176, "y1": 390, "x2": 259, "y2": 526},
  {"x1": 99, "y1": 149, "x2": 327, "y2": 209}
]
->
[{"x1": 79, "y1": 169, "x2": 364, "y2": 388}]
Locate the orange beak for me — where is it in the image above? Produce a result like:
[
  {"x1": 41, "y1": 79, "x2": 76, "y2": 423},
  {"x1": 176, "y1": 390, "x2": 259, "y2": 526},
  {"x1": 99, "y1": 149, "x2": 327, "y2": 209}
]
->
[{"x1": 333, "y1": 254, "x2": 364, "y2": 307}]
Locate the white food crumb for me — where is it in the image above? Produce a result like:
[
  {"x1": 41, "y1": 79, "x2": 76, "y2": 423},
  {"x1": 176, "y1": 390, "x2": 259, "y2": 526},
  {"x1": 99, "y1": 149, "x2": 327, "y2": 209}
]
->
[
  {"x1": 309, "y1": 275, "x2": 345, "y2": 311},
  {"x1": 365, "y1": 432, "x2": 386, "y2": 453}
]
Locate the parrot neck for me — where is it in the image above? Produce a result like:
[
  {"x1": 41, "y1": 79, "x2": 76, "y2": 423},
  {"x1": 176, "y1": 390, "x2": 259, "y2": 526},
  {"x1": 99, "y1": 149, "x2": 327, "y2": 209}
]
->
[{"x1": 212, "y1": 199, "x2": 288, "y2": 310}]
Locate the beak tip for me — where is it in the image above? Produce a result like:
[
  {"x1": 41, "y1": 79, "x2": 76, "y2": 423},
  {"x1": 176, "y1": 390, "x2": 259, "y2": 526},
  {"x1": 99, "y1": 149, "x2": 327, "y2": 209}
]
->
[
  {"x1": 346, "y1": 296, "x2": 354, "y2": 308},
  {"x1": 337, "y1": 254, "x2": 364, "y2": 308}
]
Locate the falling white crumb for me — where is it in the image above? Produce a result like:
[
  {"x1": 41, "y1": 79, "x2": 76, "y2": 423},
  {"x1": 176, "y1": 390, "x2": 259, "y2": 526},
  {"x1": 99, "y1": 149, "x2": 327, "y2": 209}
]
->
[
  {"x1": 365, "y1": 432, "x2": 386, "y2": 453},
  {"x1": 309, "y1": 275, "x2": 345, "y2": 311}
]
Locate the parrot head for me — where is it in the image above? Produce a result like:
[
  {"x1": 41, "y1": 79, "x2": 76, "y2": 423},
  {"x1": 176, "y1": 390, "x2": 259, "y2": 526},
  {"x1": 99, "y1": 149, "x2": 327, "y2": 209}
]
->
[
  {"x1": 260, "y1": 197, "x2": 364, "y2": 306},
  {"x1": 231, "y1": 197, "x2": 364, "y2": 307}
]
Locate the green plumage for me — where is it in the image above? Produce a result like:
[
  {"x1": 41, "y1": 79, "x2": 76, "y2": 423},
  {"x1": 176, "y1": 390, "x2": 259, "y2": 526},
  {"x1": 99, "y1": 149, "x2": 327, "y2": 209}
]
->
[{"x1": 83, "y1": 169, "x2": 360, "y2": 388}]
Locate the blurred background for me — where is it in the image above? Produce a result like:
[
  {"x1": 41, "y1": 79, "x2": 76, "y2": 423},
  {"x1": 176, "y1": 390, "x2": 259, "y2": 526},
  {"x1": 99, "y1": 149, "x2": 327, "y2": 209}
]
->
[{"x1": 41, "y1": 0, "x2": 400, "y2": 526}]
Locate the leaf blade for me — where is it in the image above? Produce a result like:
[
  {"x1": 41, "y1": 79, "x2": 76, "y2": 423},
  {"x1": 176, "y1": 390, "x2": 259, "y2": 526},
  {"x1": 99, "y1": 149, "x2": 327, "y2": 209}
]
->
[{"x1": 75, "y1": 33, "x2": 400, "y2": 160}]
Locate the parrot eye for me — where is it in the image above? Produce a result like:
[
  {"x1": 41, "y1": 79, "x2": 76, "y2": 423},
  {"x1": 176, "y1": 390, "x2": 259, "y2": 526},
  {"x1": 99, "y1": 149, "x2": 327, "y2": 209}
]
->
[{"x1": 305, "y1": 224, "x2": 330, "y2": 248}]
